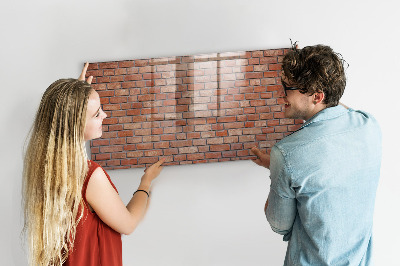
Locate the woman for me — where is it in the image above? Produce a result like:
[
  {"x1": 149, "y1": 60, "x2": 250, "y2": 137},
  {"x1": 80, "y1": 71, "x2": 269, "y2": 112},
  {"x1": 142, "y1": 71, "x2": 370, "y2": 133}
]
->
[{"x1": 22, "y1": 63, "x2": 164, "y2": 265}]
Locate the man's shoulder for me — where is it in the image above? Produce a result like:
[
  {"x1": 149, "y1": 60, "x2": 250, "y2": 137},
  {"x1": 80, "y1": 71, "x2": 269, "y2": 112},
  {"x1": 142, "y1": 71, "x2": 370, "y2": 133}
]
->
[{"x1": 274, "y1": 107, "x2": 380, "y2": 156}]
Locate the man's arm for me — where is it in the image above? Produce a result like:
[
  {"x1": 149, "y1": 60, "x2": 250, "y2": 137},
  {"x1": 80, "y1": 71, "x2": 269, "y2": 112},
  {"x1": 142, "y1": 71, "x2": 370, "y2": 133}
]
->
[{"x1": 265, "y1": 146, "x2": 297, "y2": 240}]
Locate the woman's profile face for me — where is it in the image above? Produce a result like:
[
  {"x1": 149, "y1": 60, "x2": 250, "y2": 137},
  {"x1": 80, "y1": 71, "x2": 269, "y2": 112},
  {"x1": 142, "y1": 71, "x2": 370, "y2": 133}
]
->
[{"x1": 84, "y1": 90, "x2": 107, "y2": 141}]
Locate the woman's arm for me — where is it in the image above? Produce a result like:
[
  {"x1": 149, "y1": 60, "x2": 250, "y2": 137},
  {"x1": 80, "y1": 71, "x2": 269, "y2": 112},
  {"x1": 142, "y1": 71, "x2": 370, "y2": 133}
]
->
[{"x1": 86, "y1": 159, "x2": 165, "y2": 235}]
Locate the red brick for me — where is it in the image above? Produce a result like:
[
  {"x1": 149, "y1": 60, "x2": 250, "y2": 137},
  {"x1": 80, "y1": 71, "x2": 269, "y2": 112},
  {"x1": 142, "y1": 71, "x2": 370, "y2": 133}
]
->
[
  {"x1": 222, "y1": 151, "x2": 237, "y2": 158},
  {"x1": 97, "y1": 77, "x2": 110, "y2": 83},
  {"x1": 237, "y1": 150, "x2": 250, "y2": 156},
  {"x1": 109, "y1": 125, "x2": 123, "y2": 131},
  {"x1": 154, "y1": 142, "x2": 170, "y2": 149},
  {"x1": 249, "y1": 58, "x2": 260, "y2": 65},
  {"x1": 223, "y1": 136, "x2": 238, "y2": 143},
  {"x1": 110, "y1": 138, "x2": 126, "y2": 145},
  {"x1": 210, "y1": 144, "x2": 230, "y2": 152},
  {"x1": 132, "y1": 116, "x2": 147, "y2": 122},
  {"x1": 274, "y1": 112, "x2": 285, "y2": 119},
  {"x1": 106, "y1": 160, "x2": 121, "y2": 166},
  {"x1": 87, "y1": 70, "x2": 103, "y2": 77},
  {"x1": 92, "y1": 139, "x2": 110, "y2": 146},
  {"x1": 144, "y1": 150, "x2": 163, "y2": 157},
  {"x1": 224, "y1": 122, "x2": 244, "y2": 129},
  {"x1": 261, "y1": 92, "x2": 273, "y2": 99},
  {"x1": 279, "y1": 118, "x2": 295, "y2": 125},
  {"x1": 264, "y1": 50, "x2": 283, "y2": 56},
  {"x1": 96, "y1": 153, "x2": 111, "y2": 160},
  {"x1": 135, "y1": 129, "x2": 151, "y2": 136},
  {"x1": 119, "y1": 61, "x2": 135, "y2": 68},
  {"x1": 161, "y1": 134, "x2": 176, "y2": 141},
  {"x1": 205, "y1": 152, "x2": 222, "y2": 159},
  {"x1": 243, "y1": 107, "x2": 255, "y2": 114},
  {"x1": 112, "y1": 152, "x2": 126, "y2": 159},
  {"x1": 126, "y1": 109, "x2": 140, "y2": 116},
  {"x1": 216, "y1": 130, "x2": 228, "y2": 137},
  {"x1": 179, "y1": 147, "x2": 198, "y2": 154},
  {"x1": 100, "y1": 146, "x2": 123, "y2": 153},
  {"x1": 103, "y1": 69, "x2": 115, "y2": 76},
  {"x1": 269, "y1": 64, "x2": 282, "y2": 71},
  {"x1": 256, "y1": 135, "x2": 267, "y2": 141},
  {"x1": 127, "y1": 67, "x2": 139, "y2": 74},
  {"x1": 260, "y1": 57, "x2": 278, "y2": 64},
  {"x1": 193, "y1": 139, "x2": 206, "y2": 146},
  {"x1": 136, "y1": 143, "x2": 153, "y2": 150},
  {"x1": 228, "y1": 129, "x2": 242, "y2": 136},
  {"x1": 245, "y1": 72, "x2": 263, "y2": 79},
  {"x1": 138, "y1": 157, "x2": 158, "y2": 165},
  {"x1": 187, "y1": 153, "x2": 205, "y2": 160},
  {"x1": 91, "y1": 84, "x2": 107, "y2": 91},
  {"x1": 170, "y1": 140, "x2": 192, "y2": 147},
  {"x1": 125, "y1": 74, "x2": 142, "y2": 81},
  {"x1": 217, "y1": 116, "x2": 236, "y2": 123},
  {"x1": 87, "y1": 63, "x2": 99, "y2": 70},
  {"x1": 121, "y1": 159, "x2": 138, "y2": 165},
  {"x1": 267, "y1": 133, "x2": 284, "y2": 140},
  {"x1": 98, "y1": 90, "x2": 114, "y2": 97},
  {"x1": 263, "y1": 71, "x2": 279, "y2": 77},
  {"x1": 103, "y1": 118, "x2": 118, "y2": 125},
  {"x1": 245, "y1": 122, "x2": 255, "y2": 128},
  {"x1": 164, "y1": 148, "x2": 179, "y2": 155},
  {"x1": 118, "y1": 130, "x2": 133, "y2": 137},
  {"x1": 110, "y1": 75, "x2": 124, "y2": 82},
  {"x1": 115, "y1": 68, "x2": 127, "y2": 75},
  {"x1": 201, "y1": 132, "x2": 216, "y2": 138},
  {"x1": 194, "y1": 125, "x2": 212, "y2": 132},
  {"x1": 239, "y1": 135, "x2": 256, "y2": 142},
  {"x1": 250, "y1": 79, "x2": 261, "y2": 86},
  {"x1": 211, "y1": 124, "x2": 224, "y2": 131},
  {"x1": 207, "y1": 117, "x2": 217, "y2": 124},
  {"x1": 102, "y1": 132, "x2": 117, "y2": 138},
  {"x1": 250, "y1": 100, "x2": 266, "y2": 106},
  {"x1": 187, "y1": 132, "x2": 201, "y2": 139},
  {"x1": 261, "y1": 78, "x2": 276, "y2": 85},
  {"x1": 107, "y1": 83, "x2": 121, "y2": 90},
  {"x1": 231, "y1": 143, "x2": 243, "y2": 150},
  {"x1": 198, "y1": 146, "x2": 210, "y2": 152},
  {"x1": 220, "y1": 102, "x2": 240, "y2": 109}
]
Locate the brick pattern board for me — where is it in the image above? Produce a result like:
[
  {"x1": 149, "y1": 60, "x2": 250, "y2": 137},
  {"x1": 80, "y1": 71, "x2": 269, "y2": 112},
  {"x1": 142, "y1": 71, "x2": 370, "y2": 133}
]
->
[{"x1": 87, "y1": 49, "x2": 303, "y2": 169}]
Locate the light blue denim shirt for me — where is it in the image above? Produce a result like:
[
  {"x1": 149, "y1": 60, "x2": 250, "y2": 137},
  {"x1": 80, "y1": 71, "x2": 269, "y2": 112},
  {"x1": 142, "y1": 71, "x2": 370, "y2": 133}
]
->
[{"x1": 266, "y1": 105, "x2": 382, "y2": 266}]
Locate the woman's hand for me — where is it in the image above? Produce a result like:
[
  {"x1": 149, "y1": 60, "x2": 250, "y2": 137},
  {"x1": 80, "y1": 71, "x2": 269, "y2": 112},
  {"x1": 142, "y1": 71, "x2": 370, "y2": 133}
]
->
[
  {"x1": 250, "y1": 147, "x2": 271, "y2": 169},
  {"x1": 141, "y1": 158, "x2": 166, "y2": 186},
  {"x1": 78, "y1": 62, "x2": 93, "y2": 84}
]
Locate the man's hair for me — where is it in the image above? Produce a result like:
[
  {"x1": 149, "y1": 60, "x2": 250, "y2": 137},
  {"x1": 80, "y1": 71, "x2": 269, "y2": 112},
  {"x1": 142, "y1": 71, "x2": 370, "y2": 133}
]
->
[{"x1": 282, "y1": 44, "x2": 347, "y2": 107}]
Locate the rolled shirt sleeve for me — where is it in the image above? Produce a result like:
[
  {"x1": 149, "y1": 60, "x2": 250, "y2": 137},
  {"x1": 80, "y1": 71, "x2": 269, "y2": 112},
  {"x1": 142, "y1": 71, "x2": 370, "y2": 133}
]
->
[{"x1": 266, "y1": 145, "x2": 297, "y2": 241}]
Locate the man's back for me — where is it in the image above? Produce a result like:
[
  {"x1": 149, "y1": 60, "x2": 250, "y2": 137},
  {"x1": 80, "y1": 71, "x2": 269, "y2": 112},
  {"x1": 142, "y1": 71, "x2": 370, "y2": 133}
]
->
[{"x1": 267, "y1": 105, "x2": 382, "y2": 266}]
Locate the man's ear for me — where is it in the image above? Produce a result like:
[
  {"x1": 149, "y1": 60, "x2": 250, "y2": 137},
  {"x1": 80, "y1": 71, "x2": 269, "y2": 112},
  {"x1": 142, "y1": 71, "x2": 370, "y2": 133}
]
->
[{"x1": 313, "y1": 91, "x2": 325, "y2": 104}]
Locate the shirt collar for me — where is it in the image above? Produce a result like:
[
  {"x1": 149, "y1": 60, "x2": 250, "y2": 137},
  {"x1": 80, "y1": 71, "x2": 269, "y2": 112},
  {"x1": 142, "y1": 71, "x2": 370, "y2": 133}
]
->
[{"x1": 299, "y1": 105, "x2": 349, "y2": 130}]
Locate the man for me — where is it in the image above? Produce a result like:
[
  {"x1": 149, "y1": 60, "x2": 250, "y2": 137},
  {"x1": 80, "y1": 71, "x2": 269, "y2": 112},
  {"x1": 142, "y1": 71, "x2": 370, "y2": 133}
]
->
[{"x1": 251, "y1": 44, "x2": 381, "y2": 265}]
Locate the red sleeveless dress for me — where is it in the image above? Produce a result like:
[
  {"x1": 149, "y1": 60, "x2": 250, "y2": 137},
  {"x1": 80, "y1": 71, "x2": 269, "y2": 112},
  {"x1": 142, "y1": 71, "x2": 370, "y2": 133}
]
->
[{"x1": 64, "y1": 160, "x2": 122, "y2": 265}]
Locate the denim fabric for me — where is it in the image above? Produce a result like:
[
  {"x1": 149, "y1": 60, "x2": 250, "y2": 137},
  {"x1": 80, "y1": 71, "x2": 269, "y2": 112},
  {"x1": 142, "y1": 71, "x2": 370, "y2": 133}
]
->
[{"x1": 266, "y1": 105, "x2": 382, "y2": 266}]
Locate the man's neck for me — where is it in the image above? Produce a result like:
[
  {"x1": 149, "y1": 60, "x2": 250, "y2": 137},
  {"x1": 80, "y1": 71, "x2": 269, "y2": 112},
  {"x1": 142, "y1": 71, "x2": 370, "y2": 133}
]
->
[{"x1": 305, "y1": 104, "x2": 327, "y2": 121}]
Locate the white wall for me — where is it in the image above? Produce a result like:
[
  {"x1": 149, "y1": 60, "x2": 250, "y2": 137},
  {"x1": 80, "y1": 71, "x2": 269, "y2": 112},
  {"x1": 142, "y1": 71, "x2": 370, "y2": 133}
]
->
[{"x1": 1, "y1": 0, "x2": 399, "y2": 265}]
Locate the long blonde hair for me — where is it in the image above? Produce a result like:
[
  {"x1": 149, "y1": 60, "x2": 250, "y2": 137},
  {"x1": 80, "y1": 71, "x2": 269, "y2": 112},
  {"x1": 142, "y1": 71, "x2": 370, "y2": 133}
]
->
[{"x1": 23, "y1": 79, "x2": 93, "y2": 265}]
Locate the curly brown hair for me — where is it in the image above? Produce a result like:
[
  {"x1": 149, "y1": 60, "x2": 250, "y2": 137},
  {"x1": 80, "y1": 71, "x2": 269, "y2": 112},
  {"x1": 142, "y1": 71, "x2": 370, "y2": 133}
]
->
[{"x1": 282, "y1": 44, "x2": 347, "y2": 107}]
